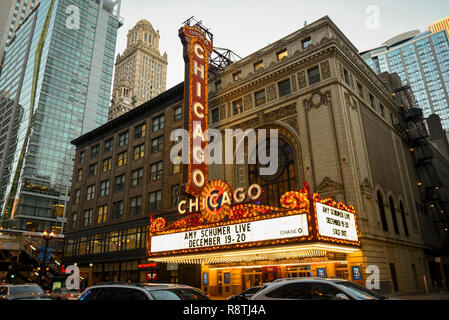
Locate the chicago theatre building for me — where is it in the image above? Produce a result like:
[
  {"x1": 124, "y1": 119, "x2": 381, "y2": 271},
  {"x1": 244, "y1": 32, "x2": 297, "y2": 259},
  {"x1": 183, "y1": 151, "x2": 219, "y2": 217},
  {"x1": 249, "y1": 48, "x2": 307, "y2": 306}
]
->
[{"x1": 63, "y1": 16, "x2": 449, "y2": 296}]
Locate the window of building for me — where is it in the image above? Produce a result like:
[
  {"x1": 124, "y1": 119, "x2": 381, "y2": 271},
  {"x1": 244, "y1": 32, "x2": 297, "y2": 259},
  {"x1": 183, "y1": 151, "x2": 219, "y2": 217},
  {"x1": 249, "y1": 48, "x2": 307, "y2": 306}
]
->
[
  {"x1": 133, "y1": 144, "x2": 145, "y2": 160},
  {"x1": 343, "y1": 68, "x2": 350, "y2": 85},
  {"x1": 149, "y1": 191, "x2": 162, "y2": 212},
  {"x1": 389, "y1": 197, "x2": 400, "y2": 235},
  {"x1": 113, "y1": 201, "x2": 123, "y2": 220},
  {"x1": 379, "y1": 104, "x2": 385, "y2": 118},
  {"x1": 71, "y1": 212, "x2": 77, "y2": 229},
  {"x1": 277, "y1": 49, "x2": 288, "y2": 61},
  {"x1": 78, "y1": 169, "x2": 83, "y2": 182},
  {"x1": 79, "y1": 151, "x2": 85, "y2": 164},
  {"x1": 74, "y1": 189, "x2": 80, "y2": 204},
  {"x1": 117, "y1": 151, "x2": 128, "y2": 167},
  {"x1": 130, "y1": 196, "x2": 142, "y2": 216},
  {"x1": 254, "y1": 60, "x2": 264, "y2": 72},
  {"x1": 215, "y1": 80, "x2": 222, "y2": 90},
  {"x1": 135, "y1": 123, "x2": 146, "y2": 139},
  {"x1": 172, "y1": 185, "x2": 180, "y2": 207},
  {"x1": 114, "y1": 175, "x2": 125, "y2": 192},
  {"x1": 232, "y1": 71, "x2": 242, "y2": 82},
  {"x1": 173, "y1": 156, "x2": 182, "y2": 174},
  {"x1": 104, "y1": 139, "x2": 113, "y2": 153},
  {"x1": 119, "y1": 132, "x2": 129, "y2": 147},
  {"x1": 91, "y1": 145, "x2": 99, "y2": 159},
  {"x1": 84, "y1": 209, "x2": 93, "y2": 227},
  {"x1": 232, "y1": 99, "x2": 243, "y2": 115},
  {"x1": 369, "y1": 93, "x2": 375, "y2": 109},
  {"x1": 248, "y1": 138, "x2": 296, "y2": 207},
  {"x1": 150, "y1": 161, "x2": 163, "y2": 181},
  {"x1": 132, "y1": 168, "x2": 143, "y2": 187},
  {"x1": 153, "y1": 114, "x2": 165, "y2": 132},
  {"x1": 86, "y1": 185, "x2": 95, "y2": 201},
  {"x1": 377, "y1": 192, "x2": 388, "y2": 232},
  {"x1": 89, "y1": 164, "x2": 97, "y2": 177},
  {"x1": 100, "y1": 180, "x2": 110, "y2": 197},
  {"x1": 103, "y1": 158, "x2": 112, "y2": 172},
  {"x1": 151, "y1": 136, "x2": 164, "y2": 153},
  {"x1": 174, "y1": 106, "x2": 182, "y2": 122},
  {"x1": 254, "y1": 89, "x2": 266, "y2": 106},
  {"x1": 98, "y1": 205, "x2": 108, "y2": 224},
  {"x1": 307, "y1": 66, "x2": 321, "y2": 85},
  {"x1": 302, "y1": 37, "x2": 312, "y2": 49},
  {"x1": 278, "y1": 78, "x2": 292, "y2": 97},
  {"x1": 400, "y1": 202, "x2": 409, "y2": 237},
  {"x1": 357, "y1": 82, "x2": 364, "y2": 99},
  {"x1": 211, "y1": 108, "x2": 220, "y2": 123}
]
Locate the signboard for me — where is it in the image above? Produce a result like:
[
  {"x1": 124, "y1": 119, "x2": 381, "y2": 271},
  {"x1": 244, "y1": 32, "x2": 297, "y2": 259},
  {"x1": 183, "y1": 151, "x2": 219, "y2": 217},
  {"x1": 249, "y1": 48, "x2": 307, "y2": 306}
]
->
[
  {"x1": 39, "y1": 246, "x2": 52, "y2": 262},
  {"x1": 146, "y1": 271, "x2": 158, "y2": 281},
  {"x1": 179, "y1": 25, "x2": 214, "y2": 197},
  {"x1": 315, "y1": 203, "x2": 359, "y2": 242},
  {"x1": 317, "y1": 268, "x2": 326, "y2": 278},
  {"x1": 150, "y1": 214, "x2": 309, "y2": 254},
  {"x1": 203, "y1": 272, "x2": 209, "y2": 285},
  {"x1": 352, "y1": 266, "x2": 362, "y2": 281}
]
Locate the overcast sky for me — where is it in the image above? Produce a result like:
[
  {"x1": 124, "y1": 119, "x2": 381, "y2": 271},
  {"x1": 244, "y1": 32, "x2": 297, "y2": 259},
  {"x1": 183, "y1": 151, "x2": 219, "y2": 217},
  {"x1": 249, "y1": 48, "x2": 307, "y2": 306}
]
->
[{"x1": 115, "y1": 0, "x2": 449, "y2": 88}]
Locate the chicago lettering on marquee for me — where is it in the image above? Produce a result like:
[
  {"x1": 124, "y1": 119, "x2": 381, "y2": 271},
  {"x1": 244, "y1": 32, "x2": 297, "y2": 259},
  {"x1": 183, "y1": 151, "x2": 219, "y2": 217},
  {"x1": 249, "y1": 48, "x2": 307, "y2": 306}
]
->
[{"x1": 179, "y1": 26, "x2": 214, "y2": 197}]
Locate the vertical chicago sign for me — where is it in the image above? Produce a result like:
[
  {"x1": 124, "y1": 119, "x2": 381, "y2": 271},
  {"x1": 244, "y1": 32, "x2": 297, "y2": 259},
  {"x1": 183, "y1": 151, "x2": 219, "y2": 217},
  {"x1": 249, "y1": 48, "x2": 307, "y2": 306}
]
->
[{"x1": 179, "y1": 25, "x2": 214, "y2": 197}]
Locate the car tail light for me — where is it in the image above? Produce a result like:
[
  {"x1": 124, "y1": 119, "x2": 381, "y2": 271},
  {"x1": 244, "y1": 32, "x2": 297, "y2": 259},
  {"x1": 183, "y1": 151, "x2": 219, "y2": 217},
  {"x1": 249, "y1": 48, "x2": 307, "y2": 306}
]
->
[
  {"x1": 45, "y1": 290, "x2": 50, "y2": 293},
  {"x1": 66, "y1": 293, "x2": 71, "y2": 297}
]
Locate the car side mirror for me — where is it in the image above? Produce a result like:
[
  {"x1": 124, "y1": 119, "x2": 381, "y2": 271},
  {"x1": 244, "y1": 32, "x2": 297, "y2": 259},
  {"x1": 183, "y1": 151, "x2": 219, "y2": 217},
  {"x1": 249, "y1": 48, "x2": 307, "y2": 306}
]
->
[{"x1": 336, "y1": 293, "x2": 350, "y2": 300}]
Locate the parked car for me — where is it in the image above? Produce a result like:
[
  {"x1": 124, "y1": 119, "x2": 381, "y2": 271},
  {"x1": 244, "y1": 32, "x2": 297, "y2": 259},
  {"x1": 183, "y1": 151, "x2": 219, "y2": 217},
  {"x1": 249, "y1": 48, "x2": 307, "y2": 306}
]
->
[
  {"x1": 78, "y1": 283, "x2": 210, "y2": 300},
  {"x1": 0, "y1": 284, "x2": 53, "y2": 300},
  {"x1": 250, "y1": 278, "x2": 389, "y2": 300},
  {"x1": 228, "y1": 286, "x2": 266, "y2": 300},
  {"x1": 48, "y1": 287, "x2": 82, "y2": 300}
]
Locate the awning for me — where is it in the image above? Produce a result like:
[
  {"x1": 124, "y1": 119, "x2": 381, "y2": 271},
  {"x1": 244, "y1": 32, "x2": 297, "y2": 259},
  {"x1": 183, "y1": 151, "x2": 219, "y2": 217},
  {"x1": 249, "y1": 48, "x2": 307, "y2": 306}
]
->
[{"x1": 147, "y1": 243, "x2": 361, "y2": 265}]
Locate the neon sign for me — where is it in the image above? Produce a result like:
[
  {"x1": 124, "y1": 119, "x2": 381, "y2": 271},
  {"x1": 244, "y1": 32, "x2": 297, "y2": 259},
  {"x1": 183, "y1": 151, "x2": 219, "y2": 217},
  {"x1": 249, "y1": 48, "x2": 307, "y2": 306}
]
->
[{"x1": 179, "y1": 26, "x2": 213, "y2": 197}]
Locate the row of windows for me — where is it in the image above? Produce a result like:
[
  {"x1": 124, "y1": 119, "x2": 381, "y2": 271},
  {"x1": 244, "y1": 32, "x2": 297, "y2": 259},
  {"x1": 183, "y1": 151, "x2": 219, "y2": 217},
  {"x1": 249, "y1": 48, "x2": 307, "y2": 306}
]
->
[
  {"x1": 78, "y1": 106, "x2": 182, "y2": 164},
  {"x1": 210, "y1": 65, "x2": 321, "y2": 123},
  {"x1": 376, "y1": 192, "x2": 410, "y2": 237},
  {"x1": 224, "y1": 37, "x2": 312, "y2": 88},
  {"x1": 71, "y1": 185, "x2": 180, "y2": 229}
]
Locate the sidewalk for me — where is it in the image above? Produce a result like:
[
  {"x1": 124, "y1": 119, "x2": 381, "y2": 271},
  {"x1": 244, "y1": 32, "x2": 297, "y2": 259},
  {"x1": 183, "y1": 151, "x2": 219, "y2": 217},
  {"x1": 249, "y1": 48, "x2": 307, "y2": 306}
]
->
[{"x1": 387, "y1": 289, "x2": 449, "y2": 300}]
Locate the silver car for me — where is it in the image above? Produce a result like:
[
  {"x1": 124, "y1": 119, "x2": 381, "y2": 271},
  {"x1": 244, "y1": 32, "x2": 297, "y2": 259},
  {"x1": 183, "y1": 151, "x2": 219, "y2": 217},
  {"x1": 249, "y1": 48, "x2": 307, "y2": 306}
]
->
[
  {"x1": 78, "y1": 283, "x2": 210, "y2": 300},
  {"x1": 251, "y1": 278, "x2": 388, "y2": 300},
  {"x1": 0, "y1": 284, "x2": 53, "y2": 300}
]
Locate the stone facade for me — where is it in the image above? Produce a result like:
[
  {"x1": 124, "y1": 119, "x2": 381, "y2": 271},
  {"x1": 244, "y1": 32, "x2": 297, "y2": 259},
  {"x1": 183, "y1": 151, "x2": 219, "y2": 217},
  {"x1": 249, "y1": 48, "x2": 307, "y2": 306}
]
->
[{"x1": 109, "y1": 19, "x2": 168, "y2": 120}]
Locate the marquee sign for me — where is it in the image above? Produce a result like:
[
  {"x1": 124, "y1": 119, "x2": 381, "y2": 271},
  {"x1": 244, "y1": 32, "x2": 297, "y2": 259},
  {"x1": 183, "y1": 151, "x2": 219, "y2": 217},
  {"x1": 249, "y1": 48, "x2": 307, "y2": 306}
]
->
[
  {"x1": 150, "y1": 214, "x2": 309, "y2": 253},
  {"x1": 147, "y1": 183, "x2": 361, "y2": 258},
  {"x1": 179, "y1": 26, "x2": 213, "y2": 197}
]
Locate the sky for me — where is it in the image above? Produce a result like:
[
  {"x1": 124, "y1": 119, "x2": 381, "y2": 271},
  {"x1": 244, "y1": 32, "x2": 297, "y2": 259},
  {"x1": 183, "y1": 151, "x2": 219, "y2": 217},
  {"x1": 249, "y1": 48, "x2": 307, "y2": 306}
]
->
[{"x1": 115, "y1": 0, "x2": 449, "y2": 89}]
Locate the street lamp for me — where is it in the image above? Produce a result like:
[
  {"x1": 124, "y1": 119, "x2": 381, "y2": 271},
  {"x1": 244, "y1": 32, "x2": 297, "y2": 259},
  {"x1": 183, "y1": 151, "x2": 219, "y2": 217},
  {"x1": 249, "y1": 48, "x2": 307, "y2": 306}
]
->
[{"x1": 40, "y1": 230, "x2": 55, "y2": 287}]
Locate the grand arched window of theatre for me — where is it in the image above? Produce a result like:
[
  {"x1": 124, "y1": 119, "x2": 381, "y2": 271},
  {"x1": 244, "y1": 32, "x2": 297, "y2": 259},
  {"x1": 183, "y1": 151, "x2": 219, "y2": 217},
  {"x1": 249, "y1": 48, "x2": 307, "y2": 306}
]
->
[{"x1": 248, "y1": 138, "x2": 297, "y2": 207}]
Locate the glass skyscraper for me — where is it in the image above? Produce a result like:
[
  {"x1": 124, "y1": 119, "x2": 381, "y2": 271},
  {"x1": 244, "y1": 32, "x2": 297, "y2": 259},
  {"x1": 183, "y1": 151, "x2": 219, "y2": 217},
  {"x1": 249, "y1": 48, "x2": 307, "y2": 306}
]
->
[
  {"x1": 0, "y1": 0, "x2": 122, "y2": 233},
  {"x1": 361, "y1": 26, "x2": 449, "y2": 134}
]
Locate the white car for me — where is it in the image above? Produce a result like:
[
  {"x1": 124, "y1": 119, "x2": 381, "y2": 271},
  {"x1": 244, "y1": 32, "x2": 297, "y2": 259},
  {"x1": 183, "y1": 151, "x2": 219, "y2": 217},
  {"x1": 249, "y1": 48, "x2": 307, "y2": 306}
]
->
[{"x1": 251, "y1": 278, "x2": 388, "y2": 300}]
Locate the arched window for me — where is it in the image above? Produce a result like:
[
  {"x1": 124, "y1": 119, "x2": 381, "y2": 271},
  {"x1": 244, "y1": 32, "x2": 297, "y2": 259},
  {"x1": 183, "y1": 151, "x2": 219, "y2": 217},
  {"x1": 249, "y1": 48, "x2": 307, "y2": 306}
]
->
[
  {"x1": 389, "y1": 196, "x2": 400, "y2": 234},
  {"x1": 377, "y1": 192, "x2": 388, "y2": 231},
  {"x1": 400, "y1": 202, "x2": 409, "y2": 237},
  {"x1": 248, "y1": 138, "x2": 297, "y2": 207}
]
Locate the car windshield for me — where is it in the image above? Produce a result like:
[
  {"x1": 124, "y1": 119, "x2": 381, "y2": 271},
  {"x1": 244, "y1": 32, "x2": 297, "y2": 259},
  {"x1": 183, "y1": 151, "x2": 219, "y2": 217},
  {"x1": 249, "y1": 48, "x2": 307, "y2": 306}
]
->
[
  {"x1": 333, "y1": 281, "x2": 386, "y2": 300},
  {"x1": 243, "y1": 287, "x2": 264, "y2": 295},
  {"x1": 10, "y1": 286, "x2": 44, "y2": 296},
  {"x1": 150, "y1": 288, "x2": 209, "y2": 300}
]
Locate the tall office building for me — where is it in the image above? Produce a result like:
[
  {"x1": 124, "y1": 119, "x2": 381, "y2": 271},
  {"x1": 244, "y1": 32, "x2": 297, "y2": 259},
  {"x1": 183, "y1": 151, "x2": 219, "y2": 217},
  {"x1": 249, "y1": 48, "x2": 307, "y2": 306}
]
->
[
  {"x1": 361, "y1": 19, "x2": 449, "y2": 135},
  {"x1": 109, "y1": 19, "x2": 167, "y2": 120},
  {"x1": 0, "y1": 0, "x2": 40, "y2": 72},
  {"x1": 429, "y1": 16, "x2": 449, "y2": 36},
  {"x1": 0, "y1": 0, "x2": 123, "y2": 233}
]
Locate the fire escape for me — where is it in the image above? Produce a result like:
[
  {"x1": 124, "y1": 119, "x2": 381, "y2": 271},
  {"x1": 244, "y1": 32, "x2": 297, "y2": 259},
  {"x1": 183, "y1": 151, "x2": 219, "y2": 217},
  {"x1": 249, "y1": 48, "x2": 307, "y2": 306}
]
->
[{"x1": 393, "y1": 85, "x2": 449, "y2": 248}]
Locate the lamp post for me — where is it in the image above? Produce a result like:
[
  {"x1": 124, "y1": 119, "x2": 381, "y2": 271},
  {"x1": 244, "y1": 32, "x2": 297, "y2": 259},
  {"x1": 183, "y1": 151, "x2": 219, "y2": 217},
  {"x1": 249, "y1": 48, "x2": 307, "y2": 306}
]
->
[{"x1": 40, "y1": 230, "x2": 55, "y2": 287}]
